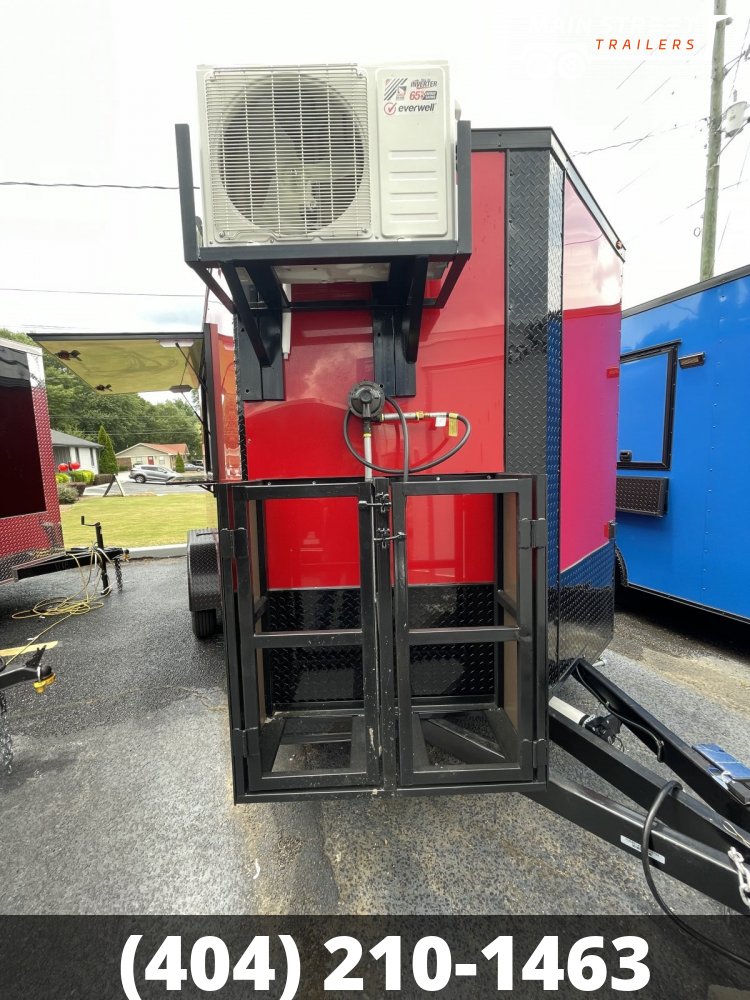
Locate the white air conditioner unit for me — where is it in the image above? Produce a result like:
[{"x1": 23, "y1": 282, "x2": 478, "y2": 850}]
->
[{"x1": 196, "y1": 62, "x2": 457, "y2": 252}]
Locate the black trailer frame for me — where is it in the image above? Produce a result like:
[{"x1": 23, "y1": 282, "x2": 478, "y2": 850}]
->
[
  {"x1": 218, "y1": 473, "x2": 548, "y2": 802},
  {"x1": 172, "y1": 117, "x2": 750, "y2": 914}
]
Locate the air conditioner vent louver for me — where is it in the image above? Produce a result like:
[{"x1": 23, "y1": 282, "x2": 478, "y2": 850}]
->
[{"x1": 204, "y1": 66, "x2": 370, "y2": 241}]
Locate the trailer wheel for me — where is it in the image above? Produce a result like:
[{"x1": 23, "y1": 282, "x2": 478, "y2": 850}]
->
[{"x1": 192, "y1": 608, "x2": 218, "y2": 639}]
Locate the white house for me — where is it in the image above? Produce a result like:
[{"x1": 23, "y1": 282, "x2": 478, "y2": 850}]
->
[
  {"x1": 51, "y1": 430, "x2": 101, "y2": 473},
  {"x1": 115, "y1": 442, "x2": 189, "y2": 470}
]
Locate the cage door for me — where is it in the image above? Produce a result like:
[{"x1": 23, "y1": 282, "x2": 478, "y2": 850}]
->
[{"x1": 388, "y1": 475, "x2": 546, "y2": 790}]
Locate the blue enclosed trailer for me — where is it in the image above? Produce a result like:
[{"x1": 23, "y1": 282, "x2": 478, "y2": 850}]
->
[{"x1": 616, "y1": 263, "x2": 750, "y2": 622}]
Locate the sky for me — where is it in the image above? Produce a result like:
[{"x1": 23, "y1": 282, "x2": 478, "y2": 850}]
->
[{"x1": 0, "y1": 0, "x2": 748, "y2": 338}]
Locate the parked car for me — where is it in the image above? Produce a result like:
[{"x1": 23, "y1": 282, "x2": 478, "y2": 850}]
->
[
  {"x1": 128, "y1": 464, "x2": 181, "y2": 484},
  {"x1": 184, "y1": 462, "x2": 202, "y2": 470}
]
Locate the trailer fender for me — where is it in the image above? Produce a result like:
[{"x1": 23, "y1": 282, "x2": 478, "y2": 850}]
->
[{"x1": 186, "y1": 528, "x2": 221, "y2": 638}]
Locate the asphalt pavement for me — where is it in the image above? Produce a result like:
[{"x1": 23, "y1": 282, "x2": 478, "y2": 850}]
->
[{"x1": 1, "y1": 558, "x2": 748, "y2": 916}]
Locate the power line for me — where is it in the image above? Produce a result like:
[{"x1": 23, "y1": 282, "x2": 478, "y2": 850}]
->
[
  {"x1": 728, "y1": 16, "x2": 750, "y2": 94},
  {"x1": 718, "y1": 132, "x2": 750, "y2": 254},
  {"x1": 0, "y1": 286, "x2": 203, "y2": 298},
  {"x1": 0, "y1": 180, "x2": 198, "y2": 191},
  {"x1": 623, "y1": 174, "x2": 749, "y2": 243},
  {"x1": 615, "y1": 60, "x2": 646, "y2": 90},
  {"x1": 573, "y1": 118, "x2": 707, "y2": 156}
]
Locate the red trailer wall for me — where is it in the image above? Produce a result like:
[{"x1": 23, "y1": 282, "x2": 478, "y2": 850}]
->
[
  {"x1": 245, "y1": 150, "x2": 507, "y2": 589},
  {"x1": 0, "y1": 347, "x2": 62, "y2": 582},
  {"x1": 559, "y1": 180, "x2": 623, "y2": 571},
  {"x1": 208, "y1": 323, "x2": 242, "y2": 482}
]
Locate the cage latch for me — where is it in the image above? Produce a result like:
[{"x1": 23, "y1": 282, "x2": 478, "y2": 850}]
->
[
  {"x1": 374, "y1": 527, "x2": 405, "y2": 549},
  {"x1": 359, "y1": 492, "x2": 391, "y2": 513}
]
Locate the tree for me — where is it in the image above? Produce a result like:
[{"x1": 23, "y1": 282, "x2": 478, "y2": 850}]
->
[
  {"x1": 97, "y1": 425, "x2": 118, "y2": 475},
  {"x1": 175, "y1": 452, "x2": 185, "y2": 473}
]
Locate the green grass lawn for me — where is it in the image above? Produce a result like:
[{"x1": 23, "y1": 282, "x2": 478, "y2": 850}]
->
[{"x1": 61, "y1": 494, "x2": 217, "y2": 548}]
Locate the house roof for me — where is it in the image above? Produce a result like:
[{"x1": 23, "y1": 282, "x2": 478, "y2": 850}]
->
[
  {"x1": 115, "y1": 441, "x2": 188, "y2": 456},
  {"x1": 51, "y1": 429, "x2": 102, "y2": 449}
]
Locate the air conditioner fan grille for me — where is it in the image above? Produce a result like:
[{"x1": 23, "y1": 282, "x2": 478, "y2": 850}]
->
[{"x1": 204, "y1": 67, "x2": 370, "y2": 240}]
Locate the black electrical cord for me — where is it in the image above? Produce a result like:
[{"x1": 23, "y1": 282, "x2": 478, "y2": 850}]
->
[
  {"x1": 641, "y1": 780, "x2": 750, "y2": 971},
  {"x1": 343, "y1": 401, "x2": 471, "y2": 481}
]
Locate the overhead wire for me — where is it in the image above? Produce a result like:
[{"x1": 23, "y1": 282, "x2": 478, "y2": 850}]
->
[
  {"x1": 572, "y1": 118, "x2": 707, "y2": 156},
  {"x1": 0, "y1": 180, "x2": 197, "y2": 190},
  {"x1": 0, "y1": 286, "x2": 202, "y2": 298},
  {"x1": 727, "y1": 16, "x2": 750, "y2": 96},
  {"x1": 717, "y1": 131, "x2": 750, "y2": 255}
]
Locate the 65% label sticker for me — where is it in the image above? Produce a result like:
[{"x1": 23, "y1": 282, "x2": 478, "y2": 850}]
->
[{"x1": 121, "y1": 933, "x2": 651, "y2": 995}]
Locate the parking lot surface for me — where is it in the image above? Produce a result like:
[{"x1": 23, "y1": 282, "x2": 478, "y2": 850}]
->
[{"x1": 1, "y1": 559, "x2": 748, "y2": 915}]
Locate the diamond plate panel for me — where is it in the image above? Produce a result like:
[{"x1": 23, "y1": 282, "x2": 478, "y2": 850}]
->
[
  {"x1": 408, "y1": 585, "x2": 496, "y2": 698},
  {"x1": 263, "y1": 588, "x2": 362, "y2": 708},
  {"x1": 555, "y1": 541, "x2": 615, "y2": 682},
  {"x1": 408, "y1": 584, "x2": 494, "y2": 629},
  {"x1": 505, "y1": 150, "x2": 564, "y2": 672},
  {"x1": 266, "y1": 646, "x2": 362, "y2": 707},
  {"x1": 233, "y1": 318, "x2": 249, "y2": 480},
  {"x1": 505, "y1": 150, "x2": 552, "y2": 476},
  {"x1": 410, "y1": 643, "x2": 495, "y2": 698},
  {"x1": 0, "y1": 352, "x2": 63, "y2": 585},
  {"x1": 546, "y1": 157, "x2": 564, "y2": 590},
  {"x1": 265, "y1": 588, "x2": 362, "y2": 631},
  {"x1": 616, "y1": 476, "x2": 668, "y2": 516}
]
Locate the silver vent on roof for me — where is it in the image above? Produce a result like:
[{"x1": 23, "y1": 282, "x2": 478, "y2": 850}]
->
[{"x1": 201, "y1": 65, "x2": 371, "y2": 242}]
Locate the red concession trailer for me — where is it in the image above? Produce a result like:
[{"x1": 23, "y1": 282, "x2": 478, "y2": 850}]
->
[
  {"x1": 0, "y1": 335, "x2": 125, "y2": 699},
  {"x1": 0, "y1": 336, "x2": 63, "y2": 585},
  {"x1": 32, "y1": 66, "x2": 750, "y2": 916}
]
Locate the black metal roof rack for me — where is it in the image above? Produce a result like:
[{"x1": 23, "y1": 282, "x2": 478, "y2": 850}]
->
[{"x1": 174, "y1": 121, "x2": 473, "y2": 399}]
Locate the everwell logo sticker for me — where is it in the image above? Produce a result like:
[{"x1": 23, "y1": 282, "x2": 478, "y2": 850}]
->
[
  {"x1": 383, "y1": 76, "x2": 438, "y2": 115},
  {"x1": 383, "y1": 77, "x2": 408, "y2": 102}
]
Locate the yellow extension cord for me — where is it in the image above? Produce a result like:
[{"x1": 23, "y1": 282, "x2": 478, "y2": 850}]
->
[{"x1": 5, "y1": 547, "x2": 112, "y2": 667}]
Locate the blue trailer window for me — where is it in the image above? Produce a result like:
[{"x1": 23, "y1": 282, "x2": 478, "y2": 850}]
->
[{"x1": 618, "y1": 344, "x2": 677, "y2": 469}]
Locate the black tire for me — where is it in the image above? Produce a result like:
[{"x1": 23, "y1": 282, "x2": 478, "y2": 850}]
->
[
  {"x1": 192, "y1": 608, "x2": 218, "y2": 639},
  {"x1": 133, "y1": 474, "x2": 146, "y2": 483}
]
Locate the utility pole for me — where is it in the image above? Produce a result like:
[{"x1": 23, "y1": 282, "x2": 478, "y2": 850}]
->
[{"x1": 700, "y1": 0, "x2": 728, "y2": 280}]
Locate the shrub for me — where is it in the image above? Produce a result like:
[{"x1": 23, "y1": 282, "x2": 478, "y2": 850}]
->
[
  {"x1": 55, "y1": 472, "x2": 71, "y2": 484},
  {"x1": 175, "y1": 453, "x2": 185, "y2": 473},
  {"x1": 70, "y1": 469, "x2": 95, "y2": 484},
  {"x1": 57, "y1": 484, "x2": 79, "y2": 505}
]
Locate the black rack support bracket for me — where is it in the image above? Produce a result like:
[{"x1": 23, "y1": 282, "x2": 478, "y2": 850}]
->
[{"x1": 175, "y1": 120, "x2": 473, "y2": 401}]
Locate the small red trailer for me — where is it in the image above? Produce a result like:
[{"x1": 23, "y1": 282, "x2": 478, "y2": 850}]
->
[
  {"x1": 0, "y1": 335, "x2": 126, "y2": 702},
  {"x1": 0, "y1": 335, "x2": 63, "y2": 585},
  {"x1": 31, "y1": 64, "x2": 750, "y2": 921}
]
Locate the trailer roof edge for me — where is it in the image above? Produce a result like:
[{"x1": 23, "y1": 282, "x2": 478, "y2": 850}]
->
[
  {"x1": 0, "y1": 335, "x2": 42, "y2": 356},
  {"x1": 623, "y1": 262, "x2": 750, "y2": 317},
  {"x1": 471, "y1": 127, "x2": 624, "y2": 260}
]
